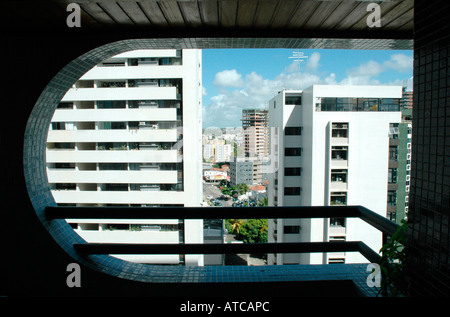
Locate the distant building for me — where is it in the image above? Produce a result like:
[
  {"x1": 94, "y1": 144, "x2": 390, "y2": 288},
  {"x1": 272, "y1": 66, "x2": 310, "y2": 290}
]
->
[
  {"x1": 229, "y1": 158, "x2": 254, "y2": 186},
  {"x1": 242, "y1": 109, "x2": 269, "y2": 158},
  {"x1": 203, "y1": 168, "x2": 228, "y2": 182},
  {"x1": 249, "y1": 184, "x2": 267, "y2": 202},
  {"x1": 241, "y1": 109, "x2": 270, "y2": 185}
]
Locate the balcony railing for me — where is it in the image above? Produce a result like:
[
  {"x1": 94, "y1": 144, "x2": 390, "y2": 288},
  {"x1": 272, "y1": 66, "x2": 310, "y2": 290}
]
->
[{"x1": 45, "y1": 205, "x2": 398, "y2": 265}]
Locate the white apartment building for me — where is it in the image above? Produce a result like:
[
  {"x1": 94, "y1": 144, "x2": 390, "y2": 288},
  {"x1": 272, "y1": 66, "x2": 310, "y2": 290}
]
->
[
  {"x1": 215, "y1": 143, "x2": 233, "y2": 162},
  {"x1": 203, "y1": 143, "x2": 232, "y2": 162},
  {"x1": 267, "y1": 85, "x2": 402, "y2": 265},
  {"x1": 46, "y1": 49, "x2": 203, "y2": 266}
]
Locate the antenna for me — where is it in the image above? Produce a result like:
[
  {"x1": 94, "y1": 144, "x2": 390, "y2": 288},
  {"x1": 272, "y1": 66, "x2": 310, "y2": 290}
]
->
[{"x1": 289, "y1": 50, "x2": 308, "y2": 90}]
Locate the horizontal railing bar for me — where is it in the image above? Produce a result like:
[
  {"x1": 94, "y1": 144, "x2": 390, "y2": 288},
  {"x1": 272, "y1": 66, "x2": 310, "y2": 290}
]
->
[
  {"x1": 357, "y1": 241, "x2": 382, "y2": 264},
  {"x1": 357, "y1": 206, "x2": 399, "y2": 237},
  {"x1": 45, "y1": 205, "x2": 361, "y2": 220},
  {"x1": 73, "y1": 241, "x2": 362, "y2": 255},
  {"x1": 46, "y1": 205, "x2": 399, "y2": 237}
]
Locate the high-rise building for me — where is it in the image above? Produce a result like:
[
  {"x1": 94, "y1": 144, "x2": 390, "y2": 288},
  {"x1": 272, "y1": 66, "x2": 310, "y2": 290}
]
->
[
  {"x1": 46, "y1": 49, "x2": 203, "y2": 266},
  {"x1": 387, "y1": 107, "x2": 412, "y2": 224},
  {"x1": 242, "y1": 109, "x2": 269, "y2": 158},
  {"x1": 240, "y1": 109, "x2": 269, "y2": 185},
  {"x1": 267, "y1": 85, "x2": 402, "y2": 265}
]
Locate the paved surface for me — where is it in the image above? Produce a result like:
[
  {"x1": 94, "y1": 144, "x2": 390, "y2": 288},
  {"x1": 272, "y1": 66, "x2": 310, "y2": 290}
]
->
[{"x1": 203, "y1": 182, "x2": 233, "y2": 207}]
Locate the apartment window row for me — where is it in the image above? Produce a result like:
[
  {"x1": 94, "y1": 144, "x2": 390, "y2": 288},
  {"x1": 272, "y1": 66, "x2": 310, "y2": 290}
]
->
[
  {"x1": 48, "y1": 162, "x2": 182, "y2": 171},
  {"x1": 98, "y1": 54, "x2": 182, "y2": 68},
  {"x1": 50, "y1": 183, "x2": 183, "y2": 192},
  {"x1": 317, "y1": 97, "x2": 400, "y2": 112},
  {"x1": 74, "y1": 78, "x2": 182, "y2": 90},
  {"x1": 47, "y1": 142, "x2": 179, "y2": 151},
  {"x1": 50, "y1": 121, "x2": 179, "y2": 131},
  {"x1": 72, "y1": 223, "x2": 181, "y2": 232},
  {"x1": 57, "y1": 100, "x2": 182, "y2": 110}
]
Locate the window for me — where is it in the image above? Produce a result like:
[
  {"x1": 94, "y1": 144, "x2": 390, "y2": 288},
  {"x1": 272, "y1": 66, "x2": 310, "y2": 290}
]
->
[
  {"x1": 99, "y1": 163, "x2": 128, "y2": 170},
  {"x1": 357, "y1": 98, "x2": 379, "y2": 111},
  {"x1": 321, "y1": 98, "x2": 337, "y2": 111},
  {"x1": 330, "y1": 218, "x2": 345, "y2": 227},
  {"x1": 331, "y1": 123, "x2": 348, "y2": 138},
  {"x1": 389, "y1": 123, "x2": 400, "y2": 139},
  {"x1": 285, "y1": 94, "x2": 302, "y2": 105},
  {"x1": 336, "y1": 98, "x2": 356, "y2": 111},
  {"x1": 285, "y1": 127, "x2": 302, "y2": 135},
  {"x1": 330, "y1": 192, "x2": 347, "y2": 205},
  {"x1": 284, "y1": 187, "x2": 301, "y2": 195},
  {"x1": 387, "y1": 190, "x2": 397, "y2": 206},
  {"x1": 388, "y1": 168, "x2": 398, "y2": 183},
  {"x1": 97, "y1": 100, "x2": 126, "y2": 109},
  {"x1": 284, "y1": 167, "x2": 302, "y2": 176},
  {"x1": 331, "y1": 170, "x2": 347, "y2": 182},
  {"x1": 379, "y1": 98, "x2": 400, "y2": 111},
  {"x1": 389, "y1": 146, "x2": 399, "y2": 161},
  {"x1": 328, "y1": 258, "x2": 345, "y2": 264},
  {"x1": 331, "y1": 146, "x2": 348, "y2": 160},
  {"x1": 285, "y1": 147, "x2": 302, "y2": 156},
  {"x1": 284, "y1": 226, "x2": 300, "y2": 234}
]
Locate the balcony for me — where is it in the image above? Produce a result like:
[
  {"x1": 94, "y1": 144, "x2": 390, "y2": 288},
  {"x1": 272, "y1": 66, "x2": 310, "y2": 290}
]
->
[
  {"x1": 47, "y1": 128, "x2": 178, "y2": 143},
  {"x1": 331, "y1": 146, "x2": 348, "y2": 167},
  {"x1": 45, "y1": 205, "x2": 401, "y2": 297}
]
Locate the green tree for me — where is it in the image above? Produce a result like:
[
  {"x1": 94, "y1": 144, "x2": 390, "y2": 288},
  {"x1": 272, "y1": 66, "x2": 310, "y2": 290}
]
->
[
  {"x1": 236, "y1": 183, "x2": 249, "y2": 195},
  {"x1": 257, "y1": 197, "x2": 268, "y2": 206},
  {"x1": 236, "y1": 219, "x2": 268, "y2": 244},
  {"x1": 226, "y1": 219, "x2": 245, "y2": 234},
  {"x1": 219, "y1": 179, "x2": 229, "y2": 187}
]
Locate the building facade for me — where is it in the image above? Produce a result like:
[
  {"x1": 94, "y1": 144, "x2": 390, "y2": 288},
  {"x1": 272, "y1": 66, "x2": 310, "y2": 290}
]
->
[
  {"x1": 267, "y1": 85, "x2": 402, "y2": 265},
  {"x1": 229, "y1": 159, "x2": 254, "y2": 186},
  {"x1": 46, "y1": 49, "x2": 203, "y2": 266},
  {"x1": 241, "y1": 109, "x2": 270, "y2": 185},
  {"x1": 242, "y1": 109, "x2": 269, "y2": 158}
]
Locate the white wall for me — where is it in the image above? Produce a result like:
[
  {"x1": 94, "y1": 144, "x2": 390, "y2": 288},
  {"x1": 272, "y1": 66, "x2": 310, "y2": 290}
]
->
[
  {"x1": 47, "y1": 49, "x2": 204, "y2": 266},
  {"x1": 269, "y1": 85, "x2": 402, "y2": 265}
]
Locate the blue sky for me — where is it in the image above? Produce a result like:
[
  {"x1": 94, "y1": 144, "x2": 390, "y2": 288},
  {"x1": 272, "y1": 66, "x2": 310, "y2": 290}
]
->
[{"x1": 202, "y1": 49, "x2": 413, "y2": 128}]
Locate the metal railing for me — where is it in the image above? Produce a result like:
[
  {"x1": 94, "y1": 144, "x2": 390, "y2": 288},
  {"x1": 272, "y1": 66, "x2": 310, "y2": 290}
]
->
[{"x1": 45, "y1": 205, "x2": 398, "y2": 264}]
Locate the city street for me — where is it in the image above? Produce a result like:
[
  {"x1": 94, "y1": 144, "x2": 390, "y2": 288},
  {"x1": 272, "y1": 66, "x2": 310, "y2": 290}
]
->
[{"x1": 202, "y1": 182, "x2": 233, "y2": 207}]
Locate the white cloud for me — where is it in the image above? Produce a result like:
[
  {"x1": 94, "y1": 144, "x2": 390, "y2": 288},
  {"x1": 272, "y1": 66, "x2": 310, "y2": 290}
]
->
[
  {"x1": 203, "y1": 52, "x2": 413, "y2": 127},
  {"x1": 306, "y1": 52, "x2": 321, "y2": 71},
  {"x1": 213, "y1": 69, "x2": 244, "y2": 88},
  {"x1": 324, "y1": 73, "x2": 337, "y2": 85},
  {"x1": 202, "y1": 86, "x2": 207, "y2": 96},
  {"x1": 383, "y1": 54, "x2": 413, "y2": 73},
  {"x1": 347, "y1": 60, "x2": 384, "y2": 77},
  {"x1": 341, "y1": 60, "x2": 384, "y2": 85}
]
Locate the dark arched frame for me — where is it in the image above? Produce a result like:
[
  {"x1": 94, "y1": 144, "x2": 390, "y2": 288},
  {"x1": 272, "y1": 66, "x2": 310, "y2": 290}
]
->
[{"x1": 22, "y1": 37, "x2": 413, "y2": 283}]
